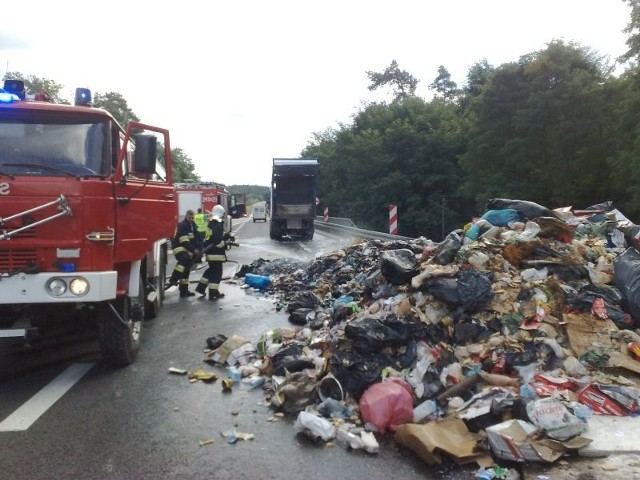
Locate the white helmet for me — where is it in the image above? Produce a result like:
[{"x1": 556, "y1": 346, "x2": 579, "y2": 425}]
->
[{"x1": 211, "y1": 204, "x2": 226, "y2": 221}]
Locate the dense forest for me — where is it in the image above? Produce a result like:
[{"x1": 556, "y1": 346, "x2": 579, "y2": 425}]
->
[{"x1": 302, "y1": 0, "x2": 640, "y2": 240}]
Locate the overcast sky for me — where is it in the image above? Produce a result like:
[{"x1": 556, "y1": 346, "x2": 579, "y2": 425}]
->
[{"x1": 0, "y1": 0, "x2": 632, "y2": 186}]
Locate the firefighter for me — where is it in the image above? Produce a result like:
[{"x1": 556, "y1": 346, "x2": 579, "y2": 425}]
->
[
  {"x1": 195, "y1": 205, "x2": 230, "y2": 300},
  {"x1": 168, "y1": 209, "x2": 201, "y2": 297},
  {"x1": 193, "y1": 208, "x2": 207, "y2": 250}
]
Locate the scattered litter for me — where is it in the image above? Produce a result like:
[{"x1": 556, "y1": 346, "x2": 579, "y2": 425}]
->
[
  {"x1": 168, "y1": 367, "x2": 187, "y2": 375},
  {"x1": 196, "y1": 198, "x2": 640, "y2": 473}
]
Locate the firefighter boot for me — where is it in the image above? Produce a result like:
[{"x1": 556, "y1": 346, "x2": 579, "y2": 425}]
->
[
  {"x1": 179, "y1": 284, "x2": 195, "y2": 297},
  {"x1": 165, "y1": 273, "x2": 179, "y2": 290},
  {"x1": 195, "y1": 284, "x2": 206, "y2": 297},
  {"x1": 209, "y1": 290, "x2": 225, "y2": 301}
]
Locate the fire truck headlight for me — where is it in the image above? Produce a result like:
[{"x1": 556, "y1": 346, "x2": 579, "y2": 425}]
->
[
  {"x1": 69, "y1": 278, "x2": 89, "y2": 296},
  {"x1": 47, "y1": 279, "x2": 67, "y2": 297}
]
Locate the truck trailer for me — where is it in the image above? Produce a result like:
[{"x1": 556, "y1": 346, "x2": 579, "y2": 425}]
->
[
  {"x1": 270, "y1": 158, "x2": 318, "y2": 241},
  {"x1": 0, "y1": 80, "x2": 176, "y2": 366}
]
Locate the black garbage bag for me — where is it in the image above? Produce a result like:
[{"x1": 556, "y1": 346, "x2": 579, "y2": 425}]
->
[
  {"x1": 329, "y1": 349, "x2": 386, "y2": 398},
  {"x1": 271, "y1": 341, "x2": 314, "y2": 375},
  {"x1": 383, "y1": 336, "x2": 417, "y2": 370},
  {"x1": 344, "y1": 315, "x2": 412, "y2": 353},
  {"x1": 380, "y1": 249, "x2": 418, "y2": 285},
  {"x1": 206, "y1": 334, "x2": 228, "y2": 350},
  {"x1": 288, "y1": 307, "x2": 315, "y2": 326},
  {"x1": 286, "y1": 291, "x2": 321, "y2": 313},
  {"x1": 620, "y1": 224, "x2": 640, "y2": 250},
  {"x1": 565, "y1": 284, "x2": 624, "y2": 312},
  {"x1": 453, "y1": 318, "x2": 489, "y2": 344},
  {"x1": 486, "y1": 198, "x2": 556, "y2": 220},
  {"x1": 271, "y1": 371, "x2": 319, "y2": 414},
  {"x1": 426, "y1": 268, "x2": 493, "y2": 313},
  {"x1": 585, "y1": 201, "x2": 615, "y2": 212},
  {"x1": 613, "y1": 247, "x2": 640, "y2": 328},
  {"x1": 432, "y1": 230, "x2": 464, "y2": 265}
]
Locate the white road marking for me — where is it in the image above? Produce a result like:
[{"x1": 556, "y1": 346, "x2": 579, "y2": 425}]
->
[{"x1": 0, "y1": 363, "x2": 95, "y2": 432}]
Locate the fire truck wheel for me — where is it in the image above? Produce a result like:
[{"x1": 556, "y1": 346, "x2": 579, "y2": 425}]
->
[
  {"x1": 145, "y1": 260, "x2": 165, "y2": 320},
  {"x1": 99, "y1": 277, "x2": 144, "y2": 366}
]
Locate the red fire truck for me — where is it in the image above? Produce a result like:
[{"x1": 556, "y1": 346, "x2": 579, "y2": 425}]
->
[
  {"x1": 0, "y1": 80, "x2": 176, "y2": 366},
  {"x1": 175, "y1": 181, "x2": 233, "y2": 229}
]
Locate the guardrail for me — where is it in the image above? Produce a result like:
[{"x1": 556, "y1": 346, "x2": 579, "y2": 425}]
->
[{"x1": 314, "y1": 216, "x2": 415, "y2": 242}]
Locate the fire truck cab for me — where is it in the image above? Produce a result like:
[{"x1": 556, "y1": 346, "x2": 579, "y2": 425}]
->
[{"x1": 0, "y1": 80, "x2": 176, "y2": 366}]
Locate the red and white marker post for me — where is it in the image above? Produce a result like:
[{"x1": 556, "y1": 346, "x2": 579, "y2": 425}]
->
[{"x1": 389, "y1": 204, "x2": 398, "y2": 234}]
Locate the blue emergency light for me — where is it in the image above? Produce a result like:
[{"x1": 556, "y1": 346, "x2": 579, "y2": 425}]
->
[
  {"x1": 75, "y1": 88, "x2": 92, "y2": 106},
  {"x1": 0, "y1": 89, "x2": 19, "y2": 103}
]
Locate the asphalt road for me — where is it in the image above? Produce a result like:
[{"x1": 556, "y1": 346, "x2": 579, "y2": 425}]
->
[{"x1": 1, "y1": 218, "x2": 625, "y2": 479}]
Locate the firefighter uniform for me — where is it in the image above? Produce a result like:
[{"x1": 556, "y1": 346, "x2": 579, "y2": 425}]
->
[
  {"x1": 195, "y1": 215, "x2": 228, "y2": 300},
  {"x1": 169, "y1": 212, "x2": 200, "y2": 297},
  {"x1": 193, "y1": 209, "x2": 208, "y2": 248}
]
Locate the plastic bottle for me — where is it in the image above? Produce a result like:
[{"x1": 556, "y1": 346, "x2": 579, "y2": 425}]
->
[
  {"x1": 475, "y1": 468, "x2": 496, "y2": 480},
  {"x1": 242, "y1": 376, "x2": 265, "y2": 389},
  {"x1": 226, "y1": 366, "x2": 241, "y2": 383},
  {"x1": 244, "y1": 273, "x2": 271, "y2": 289},
  {"x1": 413, "y1": 399, "x2": 437, "y2": 422}
]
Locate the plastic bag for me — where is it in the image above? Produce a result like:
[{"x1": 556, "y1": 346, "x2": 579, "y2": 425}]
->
[
  {"x1": 380, "y1": 249, "x2": 419, "y2": 285},
  {"x1": 526, "y1": 397, "x2": 587, "y2": 441},
  {"x1": 344, "y1": 315, "x2": 412, "y2": 353},
  {"x1": 481, "y1": 208, "x2": 523, "y2": 226},
  {"x1": 359, "y1": 379, "x2": 414, "y2": 433},
  {"x1": 294, "y1": 411, "x2": 336, "y2": 442},
  {"x1": 432, "y1": 230, "x2": 463, "y2": 265},
  {"x1": 244, "y1": 273, "x2": 271, "y2": 289},
  {"x1": 486, "y1": 198, "x2": 556, "y2": 219},
  {"x1": 286, "y1": 291, "x2": 321, "y2": 313},
  {"x1": 329, "y1": 349, "x2": 384, "y2": 398},
  {"x1": 613, "y1": 247, "x2": 640, "y2": 328},
  {"x1": 426, "y1": 268, "x2": 493, "y2": 313},
  {"x1": 288, "y1": 307, "x2": 315, "y2": 326}
]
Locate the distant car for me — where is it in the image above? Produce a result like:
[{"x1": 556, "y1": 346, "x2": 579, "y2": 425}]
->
[{"x1": 252, "y1": 204, "x2": 267, "y2": 222}]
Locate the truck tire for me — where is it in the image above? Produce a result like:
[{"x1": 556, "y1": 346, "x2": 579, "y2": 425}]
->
[
  {"x1": 269, "y1": 223, "x2": 282, "y2": 241},
  {"x1": 145, "y1": 259, "x2": 165, "y2": 320},
  {"x1": 99, "y1": 276, "x2": 144, "y2": 366},
  {"x1": 304, "y1": 224, "x2": 315, "y2": 241}
]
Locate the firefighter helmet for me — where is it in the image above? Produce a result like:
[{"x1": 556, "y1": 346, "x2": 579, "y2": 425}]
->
[{"x1": 211, "y1": 205, "x2": 226, "y2": 221}]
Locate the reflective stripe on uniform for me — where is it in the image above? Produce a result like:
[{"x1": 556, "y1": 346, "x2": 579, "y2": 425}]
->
[{"x1": 206, "y1": 254, "x2": 226, "y2": 262}]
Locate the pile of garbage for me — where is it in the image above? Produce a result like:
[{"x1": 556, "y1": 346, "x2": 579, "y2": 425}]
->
[{"x1": 204, "y1": 198, "x2": 640, "y2": 471}]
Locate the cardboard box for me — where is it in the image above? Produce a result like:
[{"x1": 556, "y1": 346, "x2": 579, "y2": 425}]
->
[
  {"x1": 486, "y1": 419, "x2": 592, "y2": 463},
  {"x1": 576, "y1": 384, "x2": 629, "y2": 416},
  {"x1": 486, "y1": 420, "x2": 544, "y2": 462}
]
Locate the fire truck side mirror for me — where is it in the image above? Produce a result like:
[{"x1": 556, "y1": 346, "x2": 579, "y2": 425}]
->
[{"x1": 133, "y1": 134, "x2": 157, "y2": 174}]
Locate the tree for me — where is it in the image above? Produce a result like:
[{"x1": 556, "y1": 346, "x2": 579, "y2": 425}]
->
[
  {"x1": 366, "y1": 60, "x2": 419, "y2": 101},
  {"x1": 460, "y1": 40, "x2": 616, "y2": 211},
  {"x1": 93, "y1": 92, "x2": 140, "y2": 127},
  {"x1": 429, "y1": 65, "x2": 460, "y2": 101},
  {"x1": 170, "y1": 148, "x2": 200, "y2": 182},
  {"x1": 463, "y1": 59, "x2": 495, "y2": 98},
  {"x1": 303, "y1": 96, "x2": 467, "y2": 240},
  {"x1": 620, "y1": 0, "x2": 640, "y2": 63},
  {"x1": 2, "y1": 71, "x2": 68, "y2": 103}
]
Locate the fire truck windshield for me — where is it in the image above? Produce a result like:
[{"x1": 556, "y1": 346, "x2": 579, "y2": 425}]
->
[{"x1": 0, "y1": 116, "x2": 110, "y2": 177}]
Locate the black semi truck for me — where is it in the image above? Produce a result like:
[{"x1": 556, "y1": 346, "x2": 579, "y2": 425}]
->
[{"x1": 270, "y1": 158, "x2": 319, "y2": 241}]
